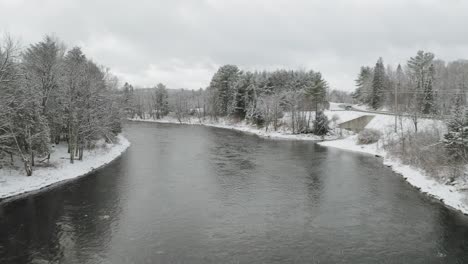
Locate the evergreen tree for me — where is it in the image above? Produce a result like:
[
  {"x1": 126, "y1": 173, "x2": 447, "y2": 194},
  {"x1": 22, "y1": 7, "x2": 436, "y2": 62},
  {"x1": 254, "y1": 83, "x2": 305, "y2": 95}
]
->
[
  {"x1": 208, "y1": 65, "x2": 240, "y2": 116},
  {"x1": 371, "y1": 57, "x2": 386, "y2": 110},
  {"x1": 122, "y1": 82, "x2": 135, "y2": 117},
  {"x1": 444, "y1": 93, "x2": 467, "y2": 159},
  {"x1": 231, "y1": 72, "x2": 254, "y2": 119},
  {"x1": 407, "y1": 50, "x2": 435, "y2": 114},
  {"x1": 422, "y1": 64, "x2": 436, "y2": 114},
  {"x1": 154, "y1": 83, "x2": 169, "y2": 119},
  {"x1": 353, "y1": 66, "x2": 373, "y2": 104},
  {"x1": 313, "y1": 111, "x2": 330, "y2": 136},
  {"x1": 306, "y1": 72, "x2": 328, "y2": 118}
]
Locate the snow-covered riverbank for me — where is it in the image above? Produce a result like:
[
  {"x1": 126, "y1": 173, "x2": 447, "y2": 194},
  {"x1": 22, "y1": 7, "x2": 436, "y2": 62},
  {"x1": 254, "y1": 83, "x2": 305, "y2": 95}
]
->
[
  {"x1": 133, "y1": 114, "x2": 468, "y2": 216},
  {"x1": 318, "y1": 131, "x2": 468, "y2": 216},
  {"x1": 0, "y1": 134, "x2": 130, "y2": 201},
  {"x1": 130, "y1": 116, "x2": 344, "y2": 141}
]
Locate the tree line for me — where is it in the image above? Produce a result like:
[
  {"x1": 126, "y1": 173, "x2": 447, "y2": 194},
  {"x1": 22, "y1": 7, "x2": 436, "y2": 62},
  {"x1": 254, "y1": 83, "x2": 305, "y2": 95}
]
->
[
  {"x1": 353, "y1": 51, "x2": 468, "y2": 117},
  {"x1": 125, "y1": 65, "x2": 331, "y2": 135},
  {"x1": 353, "y1": 50, "x2": 468, "y2": 173},
  {"x1": 0, "y1": 35, "x2": 123, "y2": 176}
]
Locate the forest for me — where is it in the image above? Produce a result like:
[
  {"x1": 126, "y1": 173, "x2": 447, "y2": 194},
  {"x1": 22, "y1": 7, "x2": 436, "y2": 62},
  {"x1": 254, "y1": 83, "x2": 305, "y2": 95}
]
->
[
  {"x1": 0, "y1": 35, "x2": 123, "y2": 176},
  {"x1": 124, "y1": 65, "x2": 332, "y2": 135}
]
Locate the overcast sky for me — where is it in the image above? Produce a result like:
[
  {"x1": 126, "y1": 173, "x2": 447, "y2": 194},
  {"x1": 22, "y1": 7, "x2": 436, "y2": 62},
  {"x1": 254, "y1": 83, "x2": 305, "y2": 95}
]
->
[{"x1": 1, "y1": 0, "x2": 467, "y2": 91}]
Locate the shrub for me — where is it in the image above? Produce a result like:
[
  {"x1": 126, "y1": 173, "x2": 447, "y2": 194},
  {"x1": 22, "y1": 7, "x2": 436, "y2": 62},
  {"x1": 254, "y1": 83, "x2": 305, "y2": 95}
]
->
[
  {"x1": 357, "y1": 129, "x2": 382, "y2": 144},
  {"x1": 384, "y1": 130, "x2": 465, "y2": 182}
]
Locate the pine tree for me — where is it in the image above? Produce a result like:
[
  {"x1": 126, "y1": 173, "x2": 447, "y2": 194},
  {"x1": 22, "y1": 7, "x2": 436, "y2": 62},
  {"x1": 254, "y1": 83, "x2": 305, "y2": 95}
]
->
[
  {"x1": 395, "y1": 64, "x2": 404, "y2": 106},
  {"x1": 313, "y1": 111, "x2": 330, "y2": 136},
  {"x1": 407, "y1": 51, "x2": 435, "y2": 114},
  {"x1": 421, "y1": 64, "x2": 436, "y2": 114},
  {"x1": 231, "y1": 72, "x2": 253, "y2": 119},
  {"x1": 444, "y1": 93, "x2": 467, "y2": 159},
  {"x1": 371, "y1": 57, "x2": 386, "y2": 110},
  {"x1": 154, "y1": 83, "x2": 169, "y2": 119},
  {"x1": 353, "y1": 66, "x2": 373, "y2": 104},
  {"x1": 122, "y1": 82, "x2": 135, "y2": 117},
  {"x1": 306, "y1": 72, "x2": 328, "y2": 119},
  {"x1": 208, "y1": 65, "x2": 240, "y2": 116}
]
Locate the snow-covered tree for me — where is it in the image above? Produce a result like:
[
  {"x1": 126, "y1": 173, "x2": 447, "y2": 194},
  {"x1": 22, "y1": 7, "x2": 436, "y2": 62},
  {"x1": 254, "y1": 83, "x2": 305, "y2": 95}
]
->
[
  {"x1": 152, "y1": 83, "x2": 169, "y2": 119},
  {"x1": 0, "y1": 36, "x2": 51, "y2": 175},
  {"x1": 421, "y1": 64, "x2": 436, "y2": 114},
  {"x1": 231, "y1": 72, "x2": 253, "y2": 120},
  {"x1": 122, "y1": 82, "x2": 135, "y2": 117},
  {"x1": 174, "y1": 89, "x2": 189, "y2": 123},
  {"x1": 0, "y1": 34, "x2": 124, "y2": 175},
  {"x1": 407, "y1": 50, "x2": 435, "y2": 114},
  {"x1": 371, "y1": 57, "x2": 386, "y2": 110},
  {"x1": 444, "y1": 93, "x2": 467, "y2": 159},
  {"x1": 313, "y1": 111, "x2": 330, "y2": 136},
  {"x1": 353, "y1": 66, "x2": 373, "y2": 104},
  {"x1": 208, "y1": 65, "x2": 240, "y2": 116},
  {"x1": 305, "y1": 72, "x2": 328, "y2": 119},
  {"x1": 59, "y1": 47, "x2": 88, "y2": 163}
]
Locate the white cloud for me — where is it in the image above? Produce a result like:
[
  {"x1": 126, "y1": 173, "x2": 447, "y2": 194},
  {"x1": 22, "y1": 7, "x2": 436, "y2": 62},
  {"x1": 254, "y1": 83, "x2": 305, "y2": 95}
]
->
[{"x1": 1, "y1": 0, "x2": 468, "y2": 90}]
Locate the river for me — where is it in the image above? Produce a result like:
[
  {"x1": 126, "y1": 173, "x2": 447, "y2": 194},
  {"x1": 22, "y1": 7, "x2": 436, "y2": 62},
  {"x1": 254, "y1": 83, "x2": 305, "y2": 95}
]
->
[{"x1": 1, "y1": 121, "x2": 468, "y2": 263}]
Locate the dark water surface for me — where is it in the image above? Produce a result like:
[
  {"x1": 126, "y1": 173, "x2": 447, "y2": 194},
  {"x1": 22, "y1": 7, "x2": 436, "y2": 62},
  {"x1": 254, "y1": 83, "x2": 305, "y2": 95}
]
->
[{"x1": 1, "y1": 122, "x2": 468, "y2": 263}]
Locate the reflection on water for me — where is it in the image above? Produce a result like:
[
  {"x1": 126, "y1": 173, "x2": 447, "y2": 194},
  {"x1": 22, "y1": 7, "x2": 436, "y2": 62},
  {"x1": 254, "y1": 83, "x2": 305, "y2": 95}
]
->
[
  {"x1": 0, "y1": 159, "x2": 128, "y2": 263},
  {"x1": 1, "y1": 121, "x2": 468, "y2": 263}
]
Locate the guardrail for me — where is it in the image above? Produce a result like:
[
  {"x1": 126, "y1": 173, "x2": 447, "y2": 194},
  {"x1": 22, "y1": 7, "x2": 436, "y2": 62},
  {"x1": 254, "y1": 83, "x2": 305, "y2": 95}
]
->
[{"x1": 330, "y1": 107, "x2": 449, "y2": 120}]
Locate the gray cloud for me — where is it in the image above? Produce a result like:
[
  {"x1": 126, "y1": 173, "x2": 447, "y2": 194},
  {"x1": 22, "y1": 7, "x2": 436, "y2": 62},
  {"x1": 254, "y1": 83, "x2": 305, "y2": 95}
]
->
[{"x1": 1, "y1": 0, "x2": 468, "y2": 90}]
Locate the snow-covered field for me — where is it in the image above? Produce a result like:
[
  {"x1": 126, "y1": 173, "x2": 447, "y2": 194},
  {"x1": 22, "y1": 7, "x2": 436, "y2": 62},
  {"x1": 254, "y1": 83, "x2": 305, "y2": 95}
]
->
[
  {"x1": 133, "y1": 110, "x2": 468, "y2": 215},
  {"x1": 0, "y1": 134, "x2": 130, "y2": 201}
]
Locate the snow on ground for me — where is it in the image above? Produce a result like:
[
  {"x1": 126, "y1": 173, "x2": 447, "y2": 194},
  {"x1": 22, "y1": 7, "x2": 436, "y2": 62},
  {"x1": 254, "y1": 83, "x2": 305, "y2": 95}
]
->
[
  {"x1": 385, "y1": 159, "x2": 468, "y2": 214},
  {"x1": 329, "y1": 102, "x2": 346, "y2": 111},
  {"x1": 0, "y1": 134, "x2": 130, "y2": 201},
  {"x1": 351, "y1": 104, "x2": 371, "y2": 111},
  {"x1": 319, "y1": 135, "x2": 385, "y2": 156}
]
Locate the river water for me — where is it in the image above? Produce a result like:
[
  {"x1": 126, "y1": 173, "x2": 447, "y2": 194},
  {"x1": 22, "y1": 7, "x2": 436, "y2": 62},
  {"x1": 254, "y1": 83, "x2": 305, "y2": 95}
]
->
[{"x1": 1, "y1": 121, "x2": 468, "y2": 263}]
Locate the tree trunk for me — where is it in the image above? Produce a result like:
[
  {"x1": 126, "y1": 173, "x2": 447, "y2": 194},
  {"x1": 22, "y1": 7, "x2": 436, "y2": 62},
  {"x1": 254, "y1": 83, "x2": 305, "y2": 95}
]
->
[
  {"x1": 31, "y1": 151, "x2": 35, "y2": 167},
  {"x1": 70, "y1": 141, "x2": 74, "y2": 164},
  {"x1": 291, "y1": 109, "x2": 296, "y2": 134},
  {"x1": 24, "y1": 161, "x2": 32, "y2": 176},
  {"x1": 79, "y1": 144, "x2": 84, "y2": 160},
  {"x1": 75, "y1": 143, "x2": 79, "y2": 157}
]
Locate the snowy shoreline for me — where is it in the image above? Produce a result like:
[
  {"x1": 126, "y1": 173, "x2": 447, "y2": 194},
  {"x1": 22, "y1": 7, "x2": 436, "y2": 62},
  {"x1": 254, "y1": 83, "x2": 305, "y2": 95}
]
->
[
  {"x1": 132, "y1": 117, "x2": 468, "y2": 216},
  {"x1": 0, "y1": 134, "x2": 131, "y2": 202},
  {"x1": 129, "y1": 117, "x2": 341, "y2": 141},
  {"x1": 319, "y1": 137, "x2": 468, "y2": 216}
]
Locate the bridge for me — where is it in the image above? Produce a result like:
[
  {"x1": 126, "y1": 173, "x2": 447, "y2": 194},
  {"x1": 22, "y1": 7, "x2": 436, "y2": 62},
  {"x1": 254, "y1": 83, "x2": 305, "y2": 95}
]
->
[{"x1": 338, "y1": 115, "x2": 375, "y2": 133}]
